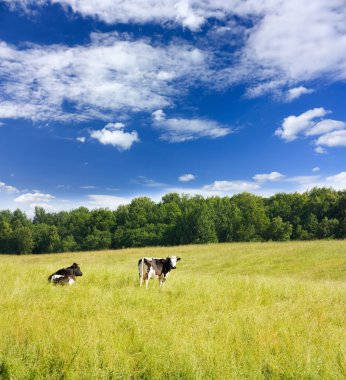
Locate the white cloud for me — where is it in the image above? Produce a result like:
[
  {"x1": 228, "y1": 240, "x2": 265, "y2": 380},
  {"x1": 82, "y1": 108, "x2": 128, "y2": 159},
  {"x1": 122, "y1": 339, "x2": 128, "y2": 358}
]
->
[
  {"x1": 315, "y1": 130, "x2": 346, "y2": 148},
  {"x1": 0, "y1": 181, "x2": 19, "y2": 194},
  {"x1": 237, "y1": 0, "x2": 346, "y2": 92},
  {"x1": 133, "y1": 176, "x2": 166, "y2": 188},
  {"x1": 1, "y1": 189, "x2": 134, "y2": 215},
  {"x1": 0, "y1": 102, "x2": 45, "y2": 120},
  {"x1": 253, "y1": 171, "x2": 285, "y2": 182},
  {"x1": 56, "y1": 0, "x2": 206, "y2": 30},
  {"x1": 288, "y1": 171, "x2": 346, "y2": 191},
  {"x1": 276, "y1": 108, "x2": 346, "y2": 152},
  {"x1": 280, "y1": 174, "x2": 346, "y2": 192},
  {"x1": 90, "y1": 122, "x2": 139, "y2": 150},
  {"x1": 285, "y1": 175, "x2": 320, "y2": 185},
  {"x1": 86, "y1": 194, "x2": 131, "y2": 209},
  {"x1": 151, "y1": 109, "x2": 231, "y2": 142},
  {"x1": 244, "y1": 80, "x2": 286, "y2": 99},
  {"x1": 4, "y1": 0, "x2": 218, "y2": 31},
  {"x1": 179, "y1": 173, "x2": 196, "y2": 182},
  {"x1": 306, "y1": 119, "x2": 346, "y2": 136},
  {"x1": 315, "y1": 146, "x2": 327, "y2": 155},
  {"x1": 77, "y1": 137, "x2": 85, "y2": 143},
  {"x1": 166, "y1": 180, "x2": 276, "y2": 198},
  {"x1": 152, "y1": 109, "x2": 166, "y2": 122},
  {"x1": 199, "y1": 174, "x2": 334, "y2": 195},
  {"x1": 14, "y1": 192, "x2": 55, "y2": 203},
  {"x1": 286, "y1": 86, "x2": 314, "y2": 101},
  {"x1": 4, "y1": 0, "x2": 346, "y2": 99},
  {"x1": 203, "y1": 180, "x2": 259, "y2": 192},
  {"x1": 0, "y1": 36, "x2": 209, "y2": 122},
  {"x1": 326, "y1": 172, "x2": 346, "y2": 189},
  {"x1": 80, "y1": 185, "x2": 96, "y2": 189},
  {"x1": 3, "y1": 170, "x2": 346, "y2": 218},
  {"x1": 312, "y1": 167, "x2": 320, "y2": 172},
  {"x1": 275, "y1": 108, "x2": 329, "y2": 142}
]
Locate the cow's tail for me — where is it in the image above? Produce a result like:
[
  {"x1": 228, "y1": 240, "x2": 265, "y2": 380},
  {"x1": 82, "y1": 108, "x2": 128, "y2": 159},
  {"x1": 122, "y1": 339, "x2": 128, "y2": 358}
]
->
[{"x1": 139, "y1": 257, "x2": 145, "y2": 286}]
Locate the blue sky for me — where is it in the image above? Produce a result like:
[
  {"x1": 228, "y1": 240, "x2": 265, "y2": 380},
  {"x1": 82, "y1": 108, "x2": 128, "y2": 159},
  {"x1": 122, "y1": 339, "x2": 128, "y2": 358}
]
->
[{"x1": 0, "y1": 0, "x2": 346, "y2": 214}]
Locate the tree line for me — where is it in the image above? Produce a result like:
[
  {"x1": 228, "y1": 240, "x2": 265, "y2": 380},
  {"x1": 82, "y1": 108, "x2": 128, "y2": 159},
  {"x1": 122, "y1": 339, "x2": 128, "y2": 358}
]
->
[{"x1": 0, "y1": 187, "x2": 346, "y2": 254}]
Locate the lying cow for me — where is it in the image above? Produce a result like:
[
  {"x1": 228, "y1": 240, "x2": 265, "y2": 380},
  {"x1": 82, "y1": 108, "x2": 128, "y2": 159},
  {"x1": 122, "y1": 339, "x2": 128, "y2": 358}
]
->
[
  {"x1": 48, "y1": 263, "x2": 83, "y2": 285},
  {"x1": 138, "y1": 256, "x2": 181, "y2": 288}
]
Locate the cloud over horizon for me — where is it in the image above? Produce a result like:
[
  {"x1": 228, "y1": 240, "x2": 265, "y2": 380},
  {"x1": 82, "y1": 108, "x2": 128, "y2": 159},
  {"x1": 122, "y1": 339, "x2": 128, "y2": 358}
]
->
[{"x1": 0, "y1": 181, "x2": 19, "y2": 194}]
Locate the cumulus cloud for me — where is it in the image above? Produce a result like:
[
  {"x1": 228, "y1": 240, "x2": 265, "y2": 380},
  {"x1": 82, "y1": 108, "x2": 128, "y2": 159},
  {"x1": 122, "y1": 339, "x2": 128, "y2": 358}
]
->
[
  {"x1": 151, "y1": 109, "x2": 231, "y2": 142},
  {"x1": 306, "y1": 120, "x2": 346, "y2": 136},
  {"x1": 315, "y1": 130, "x2": 346, "y2": 148},
  {"x1": 77, "y1": 137, "x2": 85, "y2": 143},
  {"x1": 275, "y1": 108, "x2": 329, "y2": 142},
  {"x1": 90, "y1": 122, "x2": 139, "y2": 150},
  {"x1": 179, "y1": 173, "x2": 196, "y2": 182},
  {"x1": 0, "y1": 181, "x2": 19, "y2": 194},
  {"x1": 152, "y1": 109, "x2": 166, "y2": 122},
  {"x1": 312, "y1": 167, "x2": 320, "y2": 172},
  {"x1": 253, "y1": 172, "x2": 285, "y2": 182},
  {"x1": 237, "y1": 0, "x2": 346, "y2": 93},
  {"x1": 276, "y1": 108, "x2": 346, "y2": 153}
]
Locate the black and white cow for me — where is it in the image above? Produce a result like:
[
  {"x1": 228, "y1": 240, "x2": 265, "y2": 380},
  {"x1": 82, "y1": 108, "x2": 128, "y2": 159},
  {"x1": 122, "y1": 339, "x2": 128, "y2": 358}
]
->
[
  {"x1": 138, "y1": 256, "x2": 181, "y2": 288},
  {"x1": 48, "y1": 263, "x2": 83, "y2": 285}
]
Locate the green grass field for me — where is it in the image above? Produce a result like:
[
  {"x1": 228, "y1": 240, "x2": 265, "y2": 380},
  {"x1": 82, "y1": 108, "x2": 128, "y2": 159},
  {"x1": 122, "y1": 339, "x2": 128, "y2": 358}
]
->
[{"x1": 0, "y1": 241, "x2": 345, "y2": 379}]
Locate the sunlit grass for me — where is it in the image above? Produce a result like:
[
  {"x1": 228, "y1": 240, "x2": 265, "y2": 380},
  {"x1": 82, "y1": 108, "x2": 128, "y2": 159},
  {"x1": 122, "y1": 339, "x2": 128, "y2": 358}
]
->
[{"x1": 0, "y1": 241, "x2": 345, "y2": 379}]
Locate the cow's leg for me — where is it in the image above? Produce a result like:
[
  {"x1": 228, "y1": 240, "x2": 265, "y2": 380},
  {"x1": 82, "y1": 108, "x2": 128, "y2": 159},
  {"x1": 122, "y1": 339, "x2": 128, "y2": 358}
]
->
[
  {"x1": 159, "y1": 275, "x2": 166, "y2": 288},
  {"x1": 139, "y1": 275, "x2": 143, "y2": 287},
  {"x1": 145, "y1": 272, "x2": 150, "y2": 289},
  {"x1": 141, "y1": 258, "x2": 145, "y2": 287}
]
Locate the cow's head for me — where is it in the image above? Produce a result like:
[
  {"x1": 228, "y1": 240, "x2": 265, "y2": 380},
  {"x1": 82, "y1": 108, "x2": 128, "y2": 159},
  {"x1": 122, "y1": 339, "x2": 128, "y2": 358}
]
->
[
  {"x1": 168, "y1": 256, "x2": 181, "y2": 269},
  {"x1": 70, "y1": 263, "x2": 83, "y2": 276}
]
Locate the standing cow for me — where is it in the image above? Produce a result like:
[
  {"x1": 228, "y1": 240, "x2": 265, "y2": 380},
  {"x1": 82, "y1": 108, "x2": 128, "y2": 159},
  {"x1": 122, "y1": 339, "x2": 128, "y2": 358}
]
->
[
  {"x1": 48, "y1": 263, "x2": 83, "y2": 285},
  {"x1": 138, "y1": 256, "x2": 181, "y2": 288}
]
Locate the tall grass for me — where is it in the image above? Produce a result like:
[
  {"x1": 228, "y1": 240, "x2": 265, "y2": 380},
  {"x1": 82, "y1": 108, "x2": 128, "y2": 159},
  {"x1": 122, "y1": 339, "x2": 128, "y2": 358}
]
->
[{"x1": 0, "y1": 241, "x2": 345, "y2": 379}]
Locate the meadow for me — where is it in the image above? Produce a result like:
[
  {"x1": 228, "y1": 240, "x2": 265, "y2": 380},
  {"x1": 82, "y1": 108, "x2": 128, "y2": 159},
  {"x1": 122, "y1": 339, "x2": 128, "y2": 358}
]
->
[{"x1": 0, "y1": 241, "x2": 345, "y2": 379}]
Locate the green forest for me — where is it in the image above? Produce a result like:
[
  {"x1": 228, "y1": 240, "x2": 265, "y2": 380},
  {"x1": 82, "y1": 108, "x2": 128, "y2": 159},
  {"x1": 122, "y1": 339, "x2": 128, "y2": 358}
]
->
[{"x1": 1, "y1": 187, "x2": 346, "y2": 254}]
